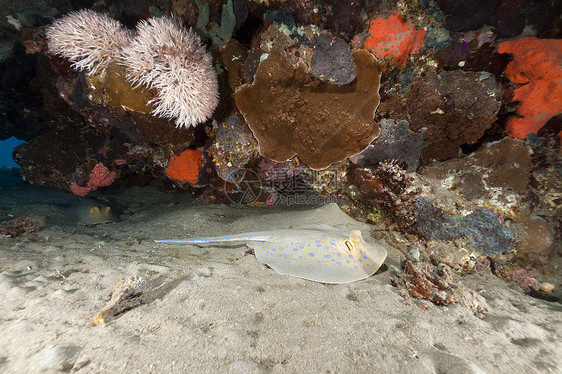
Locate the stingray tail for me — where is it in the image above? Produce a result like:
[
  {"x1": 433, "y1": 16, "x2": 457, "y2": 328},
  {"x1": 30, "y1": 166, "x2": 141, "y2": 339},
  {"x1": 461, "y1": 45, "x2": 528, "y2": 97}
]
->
[{"x1": 155, "y1": 233, "x2": 268, "y2": 245}]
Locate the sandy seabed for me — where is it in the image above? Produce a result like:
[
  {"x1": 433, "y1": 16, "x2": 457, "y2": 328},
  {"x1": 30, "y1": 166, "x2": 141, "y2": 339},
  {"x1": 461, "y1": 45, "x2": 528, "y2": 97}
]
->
[{"x1": 0, "y1": 184, "x2": 561, "y2": 373}]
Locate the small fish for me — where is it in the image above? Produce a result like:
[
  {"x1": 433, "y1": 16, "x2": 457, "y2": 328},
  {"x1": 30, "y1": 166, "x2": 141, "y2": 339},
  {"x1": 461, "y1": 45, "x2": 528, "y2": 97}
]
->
[
  {"x1": 51, "y1": 200, "x2": 120, "y2": 226},
  {"x1": 155, "y1": 225, "x2": 387, "y2": 284}
]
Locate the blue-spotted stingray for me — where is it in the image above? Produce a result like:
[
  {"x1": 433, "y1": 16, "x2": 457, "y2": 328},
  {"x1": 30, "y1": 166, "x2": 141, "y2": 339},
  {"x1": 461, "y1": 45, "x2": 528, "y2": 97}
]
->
[
  {"x1": 155, "y1": 225, "x2": 387, "y2": 284},
  {"x1": 50, "y1": 200, "x2": 120, "y2": 226}
]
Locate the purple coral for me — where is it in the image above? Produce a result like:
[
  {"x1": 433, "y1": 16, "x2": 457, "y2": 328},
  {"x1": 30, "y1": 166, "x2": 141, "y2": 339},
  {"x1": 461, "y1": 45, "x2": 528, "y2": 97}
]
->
[
  {"x1": 120, "y1": 16, "x2": 219, "y2": 128},
  {"x1": 46, "y1": 9, "x2": 131, "y2": 75}
]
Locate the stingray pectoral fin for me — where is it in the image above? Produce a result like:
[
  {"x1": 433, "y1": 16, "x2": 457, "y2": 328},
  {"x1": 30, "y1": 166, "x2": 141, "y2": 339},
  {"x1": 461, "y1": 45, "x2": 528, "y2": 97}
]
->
[{"x1": 253, "y1": 240, "x2": 388, "y2": 284}]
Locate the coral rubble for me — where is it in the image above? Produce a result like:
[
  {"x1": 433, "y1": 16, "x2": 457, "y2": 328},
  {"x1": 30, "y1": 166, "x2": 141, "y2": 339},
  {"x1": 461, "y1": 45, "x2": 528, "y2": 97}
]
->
[
  {"x1": 0, "y1": 216, "x2": 45, "y2": 237},
  {"x1": 92, "y1": 275, "x2": 146, "y2": 326},
  {"x1": 390, "y1": 259, "x2": 489, "y2": 313},
  {"x1": 235, "y1": 48, "x2": 382, "y2": 169}
]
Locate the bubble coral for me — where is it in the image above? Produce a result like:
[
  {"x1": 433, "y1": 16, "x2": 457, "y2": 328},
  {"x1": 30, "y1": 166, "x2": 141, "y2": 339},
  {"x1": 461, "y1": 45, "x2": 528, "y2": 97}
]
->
[
  {"x1": 364, "y1": 11, "x2": 425, "y2": 67},
  {"x1": 497, "y1": 37, "x2": 562, "y2": 139},
  {"x1": 120, "y1": 16, "x2": 219, "y2": 128},
  {"x1": 46, "y1": 9, "x2": 131, "y2": 75}
]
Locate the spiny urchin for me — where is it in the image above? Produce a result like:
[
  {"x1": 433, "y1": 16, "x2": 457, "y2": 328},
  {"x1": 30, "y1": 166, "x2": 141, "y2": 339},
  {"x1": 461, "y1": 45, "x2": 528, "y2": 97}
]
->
[
  {"x1": 120, "y1": 17, "x2": 219, "y2": 128},
  {"x1": 46, "y1": 9, "x2": 131, "y2": 75}
]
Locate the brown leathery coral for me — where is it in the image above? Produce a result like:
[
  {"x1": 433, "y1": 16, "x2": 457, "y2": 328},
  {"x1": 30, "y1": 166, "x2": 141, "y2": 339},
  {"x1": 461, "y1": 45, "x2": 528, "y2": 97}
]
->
[{"x1": 235, "y1": 48, "x2": 382, "y2": 170}]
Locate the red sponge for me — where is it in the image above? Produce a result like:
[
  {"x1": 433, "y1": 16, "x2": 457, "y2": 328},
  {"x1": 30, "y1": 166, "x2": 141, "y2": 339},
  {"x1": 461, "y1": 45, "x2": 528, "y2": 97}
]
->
[
  {"x1": 364, "y1": 12, "x2": 425, "y2": 67},
  {"x1": 498, "y1": 37, "x2": 562, "y2": 139}
]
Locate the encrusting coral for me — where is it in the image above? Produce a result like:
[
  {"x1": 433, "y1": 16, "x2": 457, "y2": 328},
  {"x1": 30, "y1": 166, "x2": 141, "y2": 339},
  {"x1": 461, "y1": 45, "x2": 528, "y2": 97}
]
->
[
  {"x1": 120, "y1": 16, "x2": 219, "y2": 128},
  {"x1": 497, "y1": 37, "x2": 562, "y2": 139},
  {"x1": 235, "y1": 48, "x2": 382, "y2": 170},
  {"x1": 45, "y1": 9, "x2": 131, "y2": 76}
]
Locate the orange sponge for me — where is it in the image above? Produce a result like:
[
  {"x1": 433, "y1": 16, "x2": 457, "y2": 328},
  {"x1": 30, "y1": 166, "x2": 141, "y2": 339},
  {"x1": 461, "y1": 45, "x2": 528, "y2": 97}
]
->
[
  {"x1": 498, "y1": 37, "x2": 562, "y2": 139},
  {"x1": 364, "y1": 11, "x2": 425, "y2": 67},
  {"x1": 166, "y1": 149, "x2": 202, "y2": 184}
]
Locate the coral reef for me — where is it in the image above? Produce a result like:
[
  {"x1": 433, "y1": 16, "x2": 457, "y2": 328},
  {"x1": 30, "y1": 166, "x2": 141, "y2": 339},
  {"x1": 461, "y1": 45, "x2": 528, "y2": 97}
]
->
[
  {"x1": 69, "y1": 163, "x2": 117, "y2": 197},
  {"x1": 364, "y1": 12, "x2": 425, "y2": 67},
  {"x1": 414, "y1": 197, "x2": 514, "y2": 256},
  {"x1": 84, "y1": 63, "x2": 153, "y2": 114},
  {"x1": 235, "y1": 49, "x2": 382, "y2": 169},
  {"x1": 390, "y1": 259, "x2": 489, "y2": 313},
  {"x1": 498, "y1": 37, "x2": 562, "y2": 139},
  {"x1": 120, "y1": 16, "x2": 219, "y2": 128},
  {"x1": 0, "y1": 216, "x2": 45, "y2": 237},
  {"x1": 92, "y1": 275, "x2": 146, "y2": 326},
  {"x1": 209, "y1": 115, "x2": 258, "y2": 183},
  {"x1": 46, "y1": 9, "x2": 131, "y2": 75},
  {"x1": 166, "y1": 149, "x2": 203, "y2": 185},
  {"x1": 347, "y1": 160, "x2": 420, "y2": 227},
  {"x1": 378, "y1": 70, "x2": 501, "y2": 164},
  {"x1": 311, "y1": 34, "x2": 357, "y2": 85},
  {"x1": 195, "y1": 0, "x2": 237, "y2": 48},
  {"x1": 350, "y1": 119, "x2": 427, "y2": 171},
  {"x1": 420, "y1": 137, "x2": 531, "y2": 213}
]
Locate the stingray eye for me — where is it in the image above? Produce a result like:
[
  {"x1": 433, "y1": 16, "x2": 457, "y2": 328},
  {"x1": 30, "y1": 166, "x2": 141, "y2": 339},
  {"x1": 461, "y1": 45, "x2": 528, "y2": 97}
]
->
[
  {"x1": 351, "y1": 236, "x2": 360, "y2": 245},
  {"x1": 345, "y1": 240, "x2": 354, "y2": 251}
]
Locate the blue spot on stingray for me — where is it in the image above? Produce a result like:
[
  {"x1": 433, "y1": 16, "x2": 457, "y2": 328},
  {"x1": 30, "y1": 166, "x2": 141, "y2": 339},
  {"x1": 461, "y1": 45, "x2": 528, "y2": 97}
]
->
[
  {"x1": 337, "y1": 253, "x2": 341, "y2": 257},
  {"x1": 349, "y1": 255, "x2": 353, "y2": 259},
  {"x1": 316, "y1": 244, "x2": 321, "y2": 247},
  {"x1": 326, "y1": 246, "x2": 330, "y2": 249},
  {"x1": 336, "y1": 262, "x2": 342, "y2": 265},
  {"x1": 324, "y1": 255, "x2": 331, "y2": 258},
  {"x1": 293, "y1": 248, "x2": 298, "y2": 251},
  {"x1": 363, "y1": 267, "x2": 367, "y2": 271},
  {"x1": 309, "y1": 253, "x2": 315, "y2": 257},
  {"x1": 272, "y1": 248, "x2": 276, "y2": 252},
  {"x1": 315, "y1": 240, "x2": 320, "y2": 243},
  {"x1": 299, "y1": 245, "x2": 304, "y2": 249},
  {"x1": 346, "y1": 260, "x2": 350, "y2": 264},
  {"x1": 358, "y1": 259, "x2": 362, "y2": 263},
  {"x1": 354, "y1": 266, "x2": 359, "y2": 270},
  {"x1": 307, "y1": 244, "x2": 311, "y2": 247},
  {"x1": 364, "y1": 256, "x2": 367, "y2": 259}
]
